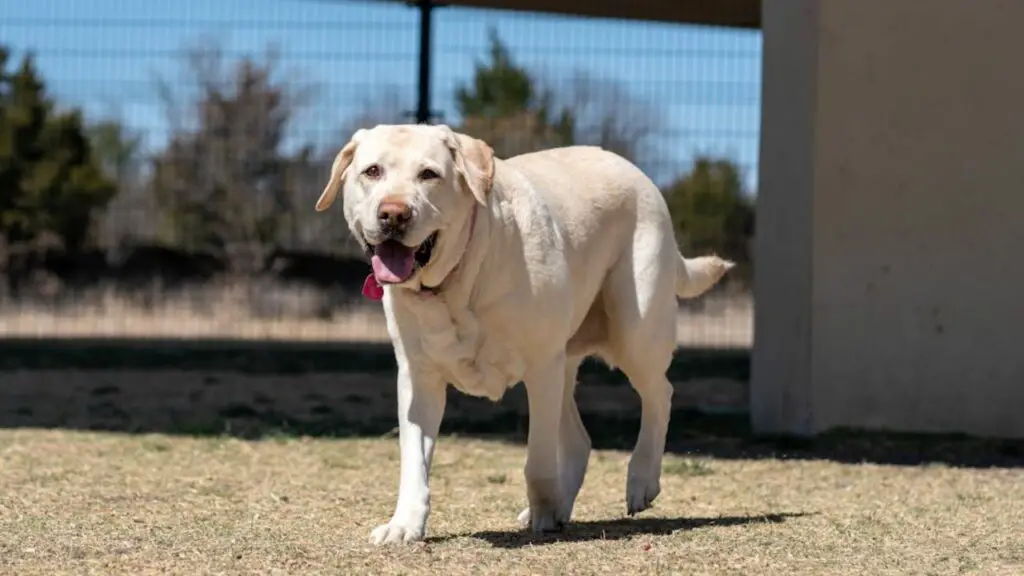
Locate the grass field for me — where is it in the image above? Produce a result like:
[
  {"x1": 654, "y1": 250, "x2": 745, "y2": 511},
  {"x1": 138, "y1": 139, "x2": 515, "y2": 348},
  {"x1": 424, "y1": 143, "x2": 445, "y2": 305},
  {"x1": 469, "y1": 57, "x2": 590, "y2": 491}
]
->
[
  {"x1": 1, "y1": 286, "x2": 1020, "y2": 574},
  {"x1": 1, "y1": 430, "x2": 1021, "y2": 575}
]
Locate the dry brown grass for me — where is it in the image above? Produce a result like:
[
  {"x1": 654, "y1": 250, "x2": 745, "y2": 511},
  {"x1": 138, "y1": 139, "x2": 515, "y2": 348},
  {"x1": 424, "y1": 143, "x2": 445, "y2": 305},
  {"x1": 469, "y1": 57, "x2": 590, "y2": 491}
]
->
[
  {"x1": 1, "y1": 430, "x2": 1021, "y2": 575},
  {"x1": 0, "y1": 285, "x2": 753, "y2": 348}
]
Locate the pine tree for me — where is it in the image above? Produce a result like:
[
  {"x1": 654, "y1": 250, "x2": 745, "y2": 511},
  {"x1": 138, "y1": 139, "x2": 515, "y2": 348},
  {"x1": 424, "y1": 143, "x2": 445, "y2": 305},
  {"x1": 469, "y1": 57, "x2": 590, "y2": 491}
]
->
[
  {"x1": 454, "y1": 28, "x2": 573, "y2": 158},
  {"x1": 664, "y1": 158, "x2": 755, "y2": 280},
  {"x1": 0, "y1": 46, "x2": 116, "y2": 254}
]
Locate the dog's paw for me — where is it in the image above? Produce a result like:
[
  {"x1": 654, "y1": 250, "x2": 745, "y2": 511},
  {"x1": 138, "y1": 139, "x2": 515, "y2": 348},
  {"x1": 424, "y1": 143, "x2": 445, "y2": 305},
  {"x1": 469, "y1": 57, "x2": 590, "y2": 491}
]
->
[
  {"x1": 517, "y1": 505, "x2": 569, "y2": 534},
  {"x1": 369, "y1": 519, "x2": 425, "y2": 545},
  {"x1": 626, "y1": 474, "x2": 661, "y2": 516}
]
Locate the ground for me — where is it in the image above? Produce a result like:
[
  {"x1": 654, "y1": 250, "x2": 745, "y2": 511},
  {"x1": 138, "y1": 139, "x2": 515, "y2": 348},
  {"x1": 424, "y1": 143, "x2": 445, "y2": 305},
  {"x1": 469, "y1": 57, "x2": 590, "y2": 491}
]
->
[
  {"x1": 1, "y1": 430, "x2": 1021, "y2": 575},
  {"x1": 0, "y1": 294, "x2": 1020, "y2": 574}
]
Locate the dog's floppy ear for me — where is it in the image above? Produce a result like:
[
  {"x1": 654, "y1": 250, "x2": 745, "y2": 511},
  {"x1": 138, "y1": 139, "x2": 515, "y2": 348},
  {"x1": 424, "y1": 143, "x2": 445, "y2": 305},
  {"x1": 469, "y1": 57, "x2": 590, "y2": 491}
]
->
[
  {"x1": 442, "y1": 126, "x2": 495, "y2": 206},
  {"x1": 315, "y1": 129, "x2": 366, "y2": 212}
]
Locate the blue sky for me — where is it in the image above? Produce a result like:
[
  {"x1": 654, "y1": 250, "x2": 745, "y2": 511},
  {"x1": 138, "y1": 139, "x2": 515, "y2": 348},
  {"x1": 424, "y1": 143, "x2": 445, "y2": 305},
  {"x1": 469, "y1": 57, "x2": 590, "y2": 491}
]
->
[{"x1": 0, "y1": 0, "x2": 762, "y2": 189}]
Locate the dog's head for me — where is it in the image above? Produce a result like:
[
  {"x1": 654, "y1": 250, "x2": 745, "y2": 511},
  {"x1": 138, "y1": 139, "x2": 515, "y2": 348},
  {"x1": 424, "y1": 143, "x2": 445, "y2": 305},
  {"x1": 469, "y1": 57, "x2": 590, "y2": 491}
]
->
[{"x1": 316, "y1": 124, "x2": 494, "y2": 288}]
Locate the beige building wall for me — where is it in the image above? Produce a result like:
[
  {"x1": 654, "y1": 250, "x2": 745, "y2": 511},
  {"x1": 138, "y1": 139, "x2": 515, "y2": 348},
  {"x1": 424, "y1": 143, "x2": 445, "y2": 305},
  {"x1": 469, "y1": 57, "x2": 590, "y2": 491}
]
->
[{"x1": 752, "y1": 0, "x2": 1024, "y2": 438}]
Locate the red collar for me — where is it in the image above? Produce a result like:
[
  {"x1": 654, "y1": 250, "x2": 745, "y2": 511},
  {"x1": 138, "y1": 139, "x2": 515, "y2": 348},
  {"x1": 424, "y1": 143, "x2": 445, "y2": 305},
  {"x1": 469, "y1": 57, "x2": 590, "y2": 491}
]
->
[{"x1": 362, "y1": 204, "x2": 479, "y2": 301}]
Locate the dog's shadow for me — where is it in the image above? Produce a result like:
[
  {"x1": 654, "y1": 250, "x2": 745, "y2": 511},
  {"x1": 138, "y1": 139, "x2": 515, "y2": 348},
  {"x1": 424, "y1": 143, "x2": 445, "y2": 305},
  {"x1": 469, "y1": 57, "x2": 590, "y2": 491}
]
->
[{"x1": 430, "y1": 512, "x2": 810, "y2": 549}]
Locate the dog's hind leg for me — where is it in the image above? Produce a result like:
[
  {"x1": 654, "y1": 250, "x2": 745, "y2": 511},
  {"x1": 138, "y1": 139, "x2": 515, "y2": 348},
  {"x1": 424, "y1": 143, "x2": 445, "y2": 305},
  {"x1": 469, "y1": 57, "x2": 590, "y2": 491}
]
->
[
  {"x1": 620, "y1": 364, "x2": 673, "y2": 515},
  {"x1": 600, "y1": 232, "x2": 679, "y2": 516},
  {"x1": 558, "y1": 354, "x2": 592, "y2": 509},
  {"x1": 520, "y1": 351, "x2": 581, "y2": 533}
]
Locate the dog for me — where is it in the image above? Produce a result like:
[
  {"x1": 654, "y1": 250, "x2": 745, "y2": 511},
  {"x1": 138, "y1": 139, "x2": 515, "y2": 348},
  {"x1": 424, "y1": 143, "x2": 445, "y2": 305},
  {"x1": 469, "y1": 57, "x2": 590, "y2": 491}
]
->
[{"x1": 315, "y1": 124, "x2": 733, "y2": 545}]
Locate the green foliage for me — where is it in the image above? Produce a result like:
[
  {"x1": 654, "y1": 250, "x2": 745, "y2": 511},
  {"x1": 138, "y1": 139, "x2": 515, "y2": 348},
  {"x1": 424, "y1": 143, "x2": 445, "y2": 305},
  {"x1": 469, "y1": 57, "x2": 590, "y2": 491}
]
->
[
  {"x1": 88, "y1": 119, "x2": 144, "y2": 186},
  {"x1": 454, "y1": 28, "x2": 573, "y2": 157},
  {"x1": 664, "y1": 157, "x2": 755, "y2": 273},
  {"x1": 453, "y1": 29, "x2": 658, "y2": 169},
  {"x1": 0, "y1": 46, "x2": 116, "y2": 252},
  {"x1": 455, "y1": 28, "x2": 536, "y2": 119}
]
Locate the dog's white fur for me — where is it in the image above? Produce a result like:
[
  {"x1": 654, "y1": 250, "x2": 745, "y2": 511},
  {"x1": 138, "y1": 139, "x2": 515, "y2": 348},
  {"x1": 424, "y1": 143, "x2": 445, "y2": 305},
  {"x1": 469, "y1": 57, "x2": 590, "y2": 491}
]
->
[{"x1": 316, "y1": 124, "x2": 733, "y2": 545}]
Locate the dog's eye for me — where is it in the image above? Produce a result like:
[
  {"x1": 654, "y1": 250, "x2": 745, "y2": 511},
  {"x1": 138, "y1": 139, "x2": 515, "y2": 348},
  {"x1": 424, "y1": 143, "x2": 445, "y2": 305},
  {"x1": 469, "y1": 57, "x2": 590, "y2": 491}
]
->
[
  {"x1": 419, "y1": 168, "x2": 439, "y2": 180},
  {"x1": 363, "y1": 164, "x2": 382, "y2": 179}
]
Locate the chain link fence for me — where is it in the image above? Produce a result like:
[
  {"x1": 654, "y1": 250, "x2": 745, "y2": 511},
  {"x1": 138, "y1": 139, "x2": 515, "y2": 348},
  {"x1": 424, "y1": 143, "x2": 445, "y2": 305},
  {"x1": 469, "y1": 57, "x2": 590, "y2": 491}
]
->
[{"x1": 0, "y1": 0, "x2": 759, "y2": 349}]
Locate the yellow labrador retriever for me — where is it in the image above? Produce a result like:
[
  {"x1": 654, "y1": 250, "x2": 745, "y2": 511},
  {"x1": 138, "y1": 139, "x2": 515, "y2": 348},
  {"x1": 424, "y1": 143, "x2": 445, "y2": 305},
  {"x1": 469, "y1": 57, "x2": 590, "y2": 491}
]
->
[{"x1": 316, "y1": 124, "x2": 732, "y2": 544}]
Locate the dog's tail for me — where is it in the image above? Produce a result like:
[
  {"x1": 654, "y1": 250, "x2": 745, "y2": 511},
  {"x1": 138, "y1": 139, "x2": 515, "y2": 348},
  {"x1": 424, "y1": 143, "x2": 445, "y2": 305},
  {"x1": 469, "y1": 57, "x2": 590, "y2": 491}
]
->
[{"x1": 676, "y1": 254, "x2": 735, "y2": 299}]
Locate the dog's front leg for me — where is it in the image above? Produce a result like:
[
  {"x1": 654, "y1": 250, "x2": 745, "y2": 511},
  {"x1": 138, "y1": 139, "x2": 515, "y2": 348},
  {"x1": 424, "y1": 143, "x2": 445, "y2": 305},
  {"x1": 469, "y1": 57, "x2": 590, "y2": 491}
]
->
[
  {"x1": 370, "y1": 362, "x2": 447, "y2": 545},
  {"x1": 522, "y1": 352, "x2": 570, "y2": 533}
]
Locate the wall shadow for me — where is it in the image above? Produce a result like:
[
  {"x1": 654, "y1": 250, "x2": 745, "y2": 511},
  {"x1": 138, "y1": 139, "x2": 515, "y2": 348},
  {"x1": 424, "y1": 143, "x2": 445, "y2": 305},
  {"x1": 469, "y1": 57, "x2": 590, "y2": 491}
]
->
[{"x1": 0, "y1": 337, "x2": 1020, "y2": 469}]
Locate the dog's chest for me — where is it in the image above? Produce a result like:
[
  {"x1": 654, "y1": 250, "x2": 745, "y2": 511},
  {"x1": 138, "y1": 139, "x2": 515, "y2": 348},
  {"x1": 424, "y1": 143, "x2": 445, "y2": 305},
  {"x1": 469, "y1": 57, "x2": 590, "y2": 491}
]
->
[
  {"x1": 410, "y1": 296, "x2": 525, "y2": 401},
  {"x1": 447, "y1": 306, "x2": 526, "y2": 400}
]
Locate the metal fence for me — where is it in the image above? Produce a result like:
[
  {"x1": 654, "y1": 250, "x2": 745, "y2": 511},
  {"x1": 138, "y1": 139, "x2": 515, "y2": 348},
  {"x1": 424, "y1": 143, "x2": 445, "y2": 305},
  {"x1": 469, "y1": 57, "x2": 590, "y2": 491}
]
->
[{"x1": 0, "y1": 0, "x2": 760, "y2": 348}]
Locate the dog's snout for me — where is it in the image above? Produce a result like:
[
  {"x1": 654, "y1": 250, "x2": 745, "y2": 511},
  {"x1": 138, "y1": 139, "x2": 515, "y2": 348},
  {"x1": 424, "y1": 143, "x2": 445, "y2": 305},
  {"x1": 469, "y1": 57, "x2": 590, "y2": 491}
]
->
[{"x1": 377, "y1": 198, "x2": 412, "y2": 233}]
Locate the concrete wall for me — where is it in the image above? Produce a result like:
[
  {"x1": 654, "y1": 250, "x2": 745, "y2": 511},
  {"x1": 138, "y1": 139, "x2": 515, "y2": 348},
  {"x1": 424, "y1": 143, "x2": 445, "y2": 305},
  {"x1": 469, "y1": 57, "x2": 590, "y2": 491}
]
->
[{"x1": 752, "y1": 0, "x2": 1024, "y2": 438}]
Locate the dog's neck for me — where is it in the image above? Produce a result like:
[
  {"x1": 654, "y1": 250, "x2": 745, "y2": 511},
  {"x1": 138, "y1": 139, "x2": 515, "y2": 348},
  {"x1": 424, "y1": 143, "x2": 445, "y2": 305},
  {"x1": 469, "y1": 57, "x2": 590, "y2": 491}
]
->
[{"x1": 361, "y1": 203, "x2": 479, "y2": 301}]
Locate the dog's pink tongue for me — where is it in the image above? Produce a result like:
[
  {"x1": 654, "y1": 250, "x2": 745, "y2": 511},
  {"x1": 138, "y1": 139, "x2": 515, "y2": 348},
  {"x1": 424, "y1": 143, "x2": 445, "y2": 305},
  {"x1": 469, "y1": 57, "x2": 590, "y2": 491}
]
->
[{"x1": 371, "y1": 241, "x2": 416, "y2": 284}]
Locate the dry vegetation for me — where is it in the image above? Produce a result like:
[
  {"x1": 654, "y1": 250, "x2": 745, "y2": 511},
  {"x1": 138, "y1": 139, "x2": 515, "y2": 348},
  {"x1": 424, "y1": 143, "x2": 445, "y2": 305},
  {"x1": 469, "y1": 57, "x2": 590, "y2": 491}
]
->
[
  {"x1": 0, "y1": 284, "x2": 754, "y2": 348},
  {"x1": 0, "y1": 431, "x2": 1021, "y2": 575}
]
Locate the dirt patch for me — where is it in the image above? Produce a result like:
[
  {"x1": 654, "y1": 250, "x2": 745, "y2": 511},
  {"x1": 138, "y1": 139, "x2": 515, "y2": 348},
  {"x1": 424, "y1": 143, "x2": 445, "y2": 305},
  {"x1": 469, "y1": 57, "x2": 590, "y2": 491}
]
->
[{"x1": 0, "y1": 431, "x2": 1021, "y2": 575}]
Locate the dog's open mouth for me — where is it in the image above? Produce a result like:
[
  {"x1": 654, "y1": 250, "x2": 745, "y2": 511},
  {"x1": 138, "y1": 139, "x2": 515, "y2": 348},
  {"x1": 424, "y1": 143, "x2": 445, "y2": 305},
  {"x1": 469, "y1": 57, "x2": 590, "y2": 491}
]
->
[{"x1": 366, "y1": 232, "x2": 438, "y2": 285}]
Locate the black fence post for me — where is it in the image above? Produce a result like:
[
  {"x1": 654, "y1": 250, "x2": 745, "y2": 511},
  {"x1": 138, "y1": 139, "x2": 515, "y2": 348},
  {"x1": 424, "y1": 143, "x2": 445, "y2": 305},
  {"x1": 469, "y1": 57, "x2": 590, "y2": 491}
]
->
[{"x1": 408, "y1": 0, "x2": 443, "y2": 124}]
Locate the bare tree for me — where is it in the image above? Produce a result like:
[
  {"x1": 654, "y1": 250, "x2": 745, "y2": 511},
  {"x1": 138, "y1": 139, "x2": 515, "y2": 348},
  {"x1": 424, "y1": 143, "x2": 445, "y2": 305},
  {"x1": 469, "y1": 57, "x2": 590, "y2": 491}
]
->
[
  {"x1": 339, "y1": 85, "x2": 409, "y2": 134},
  {"x1": 288, "y1": 86, "x2": 413, "y2": 257},
  {"x1": 88, "y1": 118, "x2": 156, "y2": 250},
  {"x1": 458, "y1": 109, "x2": 572, "y2": 159},
  {"x1": 536, "y1": 69, "x2": 662, "y2": 173},
  {"x1": 150, "y1": 40, "x2": 316, "y2": 275}
]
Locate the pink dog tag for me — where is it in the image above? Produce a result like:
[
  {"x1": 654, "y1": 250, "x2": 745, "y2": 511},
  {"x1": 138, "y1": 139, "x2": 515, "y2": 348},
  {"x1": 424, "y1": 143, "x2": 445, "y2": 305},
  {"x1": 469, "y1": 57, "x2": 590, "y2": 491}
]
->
[{"x1": 362, "y1": 274, "x2": 384, "y2": 301}]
